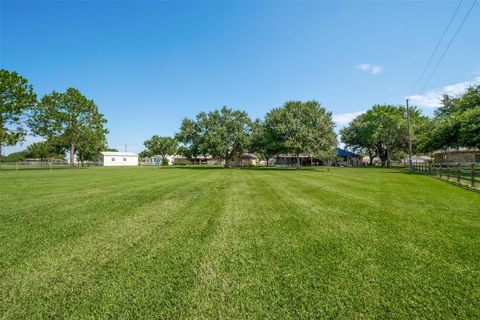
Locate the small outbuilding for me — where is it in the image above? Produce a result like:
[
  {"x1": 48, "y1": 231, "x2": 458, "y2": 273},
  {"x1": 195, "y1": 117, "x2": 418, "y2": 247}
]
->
[
  {"x1": 227, "y1": 153, "x2": 258, "y2": 167},
  {"x1": 433, "y1": 148, "x2": 480, "y2": 163},
  {"x1": 332, "y1": 148, "x2": 362, "y2": 166},
  {"x1": 98, "y1": 151, "x2": 139, "y2": 166}
]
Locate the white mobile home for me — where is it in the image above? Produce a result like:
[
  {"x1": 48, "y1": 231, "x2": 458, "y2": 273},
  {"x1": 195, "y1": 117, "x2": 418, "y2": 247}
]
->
[{"x1": 98, "y1": 152, "x2": 138, "y2": 166}]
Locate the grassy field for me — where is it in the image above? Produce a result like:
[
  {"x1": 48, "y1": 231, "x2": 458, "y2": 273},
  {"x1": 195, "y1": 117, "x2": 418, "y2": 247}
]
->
[{"x1": 1, "y1": 167, "x2": 479, "y2": 319}]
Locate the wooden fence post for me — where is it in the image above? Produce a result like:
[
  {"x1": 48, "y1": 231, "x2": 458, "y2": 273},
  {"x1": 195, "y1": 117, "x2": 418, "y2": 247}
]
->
[
  {"x1": 472, "y1": 163, "x2": 476, "y2": 188},
  {"x1": 456, "y1": 162, "x2": 460, "y2": 184}
]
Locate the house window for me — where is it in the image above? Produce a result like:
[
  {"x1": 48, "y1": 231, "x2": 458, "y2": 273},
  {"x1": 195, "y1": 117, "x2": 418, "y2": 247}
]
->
[
  {"x1": 123, "y1": 158, "x2": 127, "y2": 161},
  {"x1": 475, "y1": 154, "x2": 480, "y2": 163},
  {"x1": 111, "y1": 157, "x2": 115, "y2": 161}
]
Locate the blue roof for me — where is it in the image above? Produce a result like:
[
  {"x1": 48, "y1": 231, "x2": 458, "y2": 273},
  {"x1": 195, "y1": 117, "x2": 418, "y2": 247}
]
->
[{"x1": 336, "y1": 148, "x2": 359, "y2": 157}]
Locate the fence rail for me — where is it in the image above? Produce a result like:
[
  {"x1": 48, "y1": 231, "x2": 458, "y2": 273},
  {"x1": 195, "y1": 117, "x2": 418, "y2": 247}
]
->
[
  {"x1": 0, "y1": 161, "x2": 101, "y2": 171},
  {"x1": 411, "y1": 162, "x2": 479, "y2": 189},
  {"x1": 0, "y1": 161, "x2": 169, "y2": 170}
]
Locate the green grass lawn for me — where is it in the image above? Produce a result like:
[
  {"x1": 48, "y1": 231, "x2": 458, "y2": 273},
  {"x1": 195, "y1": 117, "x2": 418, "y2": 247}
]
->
[{"x1": 1, "y1": 167, "x2": 479, "y2": 319}]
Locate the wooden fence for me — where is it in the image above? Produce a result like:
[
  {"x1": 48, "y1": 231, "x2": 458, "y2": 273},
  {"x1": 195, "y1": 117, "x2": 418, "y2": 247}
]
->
[{"x1": 411, "y1": 162, "x2": 479, "y2": 189}]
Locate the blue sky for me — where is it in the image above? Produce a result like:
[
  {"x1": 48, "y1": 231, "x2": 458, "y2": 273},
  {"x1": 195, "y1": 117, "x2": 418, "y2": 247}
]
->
[{"x1": 1, "y1": 0, "x2": 479, "y2": 154}]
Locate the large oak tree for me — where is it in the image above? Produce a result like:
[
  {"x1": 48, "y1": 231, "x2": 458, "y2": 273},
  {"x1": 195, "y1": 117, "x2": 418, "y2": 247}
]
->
[
  {"x1": 264, "y1": 101, "x2": 337, "y2": 166},
  {"x1": 175, "y1": 118, "x2": 205, "y2": 160},
  {"x1": 197, "y1": 106, "x2": 252, "y2": 166},
  {"x1": 341, "y1": 105, "x2": 428, "y2": 166},
  {"x1": 29, "y1": 88, "x2": 108, "y2": 166}
]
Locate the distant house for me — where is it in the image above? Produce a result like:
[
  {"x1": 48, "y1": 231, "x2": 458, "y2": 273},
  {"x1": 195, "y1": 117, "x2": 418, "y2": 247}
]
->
[
  {"x1": 361, "y1": 155, "x2": 378, "y2": 166},
  {"x1": 274, "y1": 153, "x2": 324, "y2": 166},
  {"x1": 274, "y1": 148, "x2": 362, "y2": 166},
  {"x1": 433, "y1": 148, "x2": 480, "y2": 163},
  {"x1": 227, "y1": 153, "x2": 258, "y2": 167},
  {"x1": 172, "y1": 155, "x2": 224, "y2": 166},
  {"x1": 98, "y1": 151, "x2": 138, "y2": 166},
  {"x1": 146, "y1": 155, "x2": 177, "y2": 166},
  {"x1": 332, "y1": 148, "x2": 362, "y2": 166},
  {"x1": 407, "y1": 155, "x2": 432, "y2": 164}
]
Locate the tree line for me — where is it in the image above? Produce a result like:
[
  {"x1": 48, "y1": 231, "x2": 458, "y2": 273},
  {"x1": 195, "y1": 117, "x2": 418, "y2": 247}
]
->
[
  {"x1": 1, "y1": 69, "x2": 110, "y2": 165},
  {"x1": 340, "y1": 85, "x2": 480, "y2": 166},
  {"x1": 141, "y1": 102, "x2": 338, "y2": 166}
]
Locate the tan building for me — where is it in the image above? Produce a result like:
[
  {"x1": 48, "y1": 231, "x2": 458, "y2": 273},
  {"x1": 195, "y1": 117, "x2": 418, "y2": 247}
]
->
[
  {"x1": 433, "y1": 149, "x2": 480, "y2": 163},
  {"x1": 227, "y1": 153, "x2": 258, "y2": 167}
]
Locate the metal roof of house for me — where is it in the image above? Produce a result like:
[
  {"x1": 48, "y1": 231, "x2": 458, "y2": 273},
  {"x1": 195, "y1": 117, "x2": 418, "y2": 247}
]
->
[
  {"x1": 240, "y1": 153, "x2": 258, "y2": 159},
  {"x1": 336, "y1": 148, "x2": 359, "y2": 157},
  {"x1": 100, "y1": 151, "x2": 138, "y2": 157}
]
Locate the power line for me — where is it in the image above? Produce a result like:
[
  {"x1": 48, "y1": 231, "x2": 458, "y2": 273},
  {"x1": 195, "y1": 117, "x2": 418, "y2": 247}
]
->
[
  {"x1": 419, "y1": 0, "x2": 478, "y2": 93},
  {"x1": 411, "y1": 0, "x2": 464, "y2": 95}
]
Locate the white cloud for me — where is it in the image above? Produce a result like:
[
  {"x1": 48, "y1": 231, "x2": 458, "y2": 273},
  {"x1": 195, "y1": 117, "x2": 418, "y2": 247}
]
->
[
  {"x1": 357, "y1": 64, "x2": 371, "y2": 71},
  {"x1": 371, "y1": 65, "x2": 384, "y2": 75},
  {"x1": 333, "y1": 111, "x2": 364, "y2": 126},
  {"x1": 356, "y1": 64, "x2": 383, "y2": 75},
  {"x1": 407, "y1": 76, "x2": 480, "y2": 108}
]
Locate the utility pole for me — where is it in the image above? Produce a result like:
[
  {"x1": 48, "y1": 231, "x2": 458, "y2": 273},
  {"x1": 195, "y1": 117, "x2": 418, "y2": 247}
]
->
[{"x1": 406, "y1": 99, "x2": 413, "y2": 171}]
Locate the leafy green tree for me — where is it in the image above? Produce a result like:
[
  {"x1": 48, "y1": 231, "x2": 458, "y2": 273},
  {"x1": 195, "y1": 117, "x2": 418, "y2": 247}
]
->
[
  {"x1": 197, "y1": 106, "x2": 252, "y2": 166},
  {"x1": 422, "y1": 85, "x2": 480, "y2": 151},
  {"x1": 341, "y1": 105, "x2": 427, "y2": 167},
  {"x1": 370, "y1": 105, "x2": 405, "y2": 166},
  {"x1": 76, "y1": 131, "x2": 108, "y2": 163},
  {"x1": 25, "y1": 141, "x2": 64, "y2": 161},
  {"x1": 0, "y1": 69, "x2": 37, "y2": 159},
  {"x1": 458, "y1": 106, "x2": 480, "y2": 149},
  {"x1": 264, "y1": 101, "x2": 336, "y2": 166},
  {"x1": 436, "y1": 85, "x2": 480, "y2": 117},
  {"x1": 0, "y1": 150, "x2": 26, "y2": 162},
  {"x1": 250, "y1": 118, "x2": 281, "y2": 166},
  {"x1": 143, "y1": 135, "x2": 178, "y2": 165},
  {"x1": 340, "y1": 113, "x2": 378, "y2": 165},
  {"x1": 29, "y1": 88, "x2": 108, "y2": 166},
  {"x1": 175, "y1": 118, "x2": 204, "y2": 160},
  {"x1": 138, "y1": 150, "x2": 151, "y2": 159}
]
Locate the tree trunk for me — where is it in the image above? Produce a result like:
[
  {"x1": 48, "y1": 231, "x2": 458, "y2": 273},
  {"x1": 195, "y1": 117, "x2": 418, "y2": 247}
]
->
[
  {"x1": 224, "y1": 152, "x2": 230, "y2": 167},
  {"x1": 69, "y1": 143, "x2": 75, "y2": 167},
  {"x1": 296, "y1": 154, "x2": 300, "y2": 167},
  {"x1": 368, "y1": 149, "x2": 373, "y2": 166},
  {"x1": 387, "y1": 148, "x2": 391, "y2": 168},
  {"x1": 0, "y1": 142, "x2": 2, "y2": 161}
]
